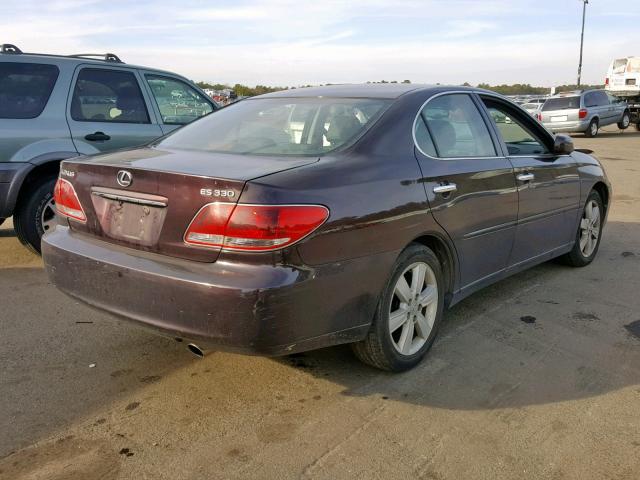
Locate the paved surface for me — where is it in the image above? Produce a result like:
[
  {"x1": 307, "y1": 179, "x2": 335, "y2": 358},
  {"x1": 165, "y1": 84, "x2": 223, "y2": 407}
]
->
[{"x1": 1, "y1": 127, "x2": 639, "y2": 479}]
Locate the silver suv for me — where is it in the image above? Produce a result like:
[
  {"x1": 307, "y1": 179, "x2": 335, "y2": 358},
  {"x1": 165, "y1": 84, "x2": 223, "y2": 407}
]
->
[
  {"x1": 0, "y1": 43, "x2": 216, "y2": 252},
  {"x1": 538, "y1": 89, "x2": 630, "y2": 137}
]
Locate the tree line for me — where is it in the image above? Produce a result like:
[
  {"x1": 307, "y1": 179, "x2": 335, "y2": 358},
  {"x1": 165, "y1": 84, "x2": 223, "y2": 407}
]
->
[{"x1": 196, "y1": 80, "x2": 604, "y2": 97}]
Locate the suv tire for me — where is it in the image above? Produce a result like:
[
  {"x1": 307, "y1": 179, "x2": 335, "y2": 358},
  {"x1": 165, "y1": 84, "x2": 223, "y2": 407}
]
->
[
  {"x1": 351, "y1": 244, "x2": 444, "y2": 372},
  {"x1": 585, "y1": 118, "x2": 599, "y2": 138},
  {"x1": 14, "y1": 176, "x2": 57, "y2": 254}
]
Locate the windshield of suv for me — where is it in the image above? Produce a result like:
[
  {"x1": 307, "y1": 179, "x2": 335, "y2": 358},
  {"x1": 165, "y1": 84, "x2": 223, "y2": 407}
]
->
[
  {"x1": 156, "y1": 97, "x2": 390, "y2": 156},
  {"x1": 542, "y1": 97, "x2": 580, "y2": 111}
]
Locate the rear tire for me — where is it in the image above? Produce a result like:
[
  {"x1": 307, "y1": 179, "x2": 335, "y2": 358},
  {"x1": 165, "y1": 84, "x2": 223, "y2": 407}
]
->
[
  {"x1": 618, "y1": 111, "x2": 631, "y2": 130},
  {"x1": 560, "y1": 190, "x2": 604, "y2": 267},
  {"x1": 14, "y1": 176, "x2": 57, "y2": 254},
  {"x1": 351, "y1": 244, "x2": 445, "y2": 372},
  {"x1": 585, "y1": 119, "x2": 599, "y2": 138}
]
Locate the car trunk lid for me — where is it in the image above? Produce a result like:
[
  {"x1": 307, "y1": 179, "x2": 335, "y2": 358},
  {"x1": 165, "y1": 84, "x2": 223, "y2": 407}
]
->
[{"x1": 59, "y1": 146, "x2": 318, "y2": 262}]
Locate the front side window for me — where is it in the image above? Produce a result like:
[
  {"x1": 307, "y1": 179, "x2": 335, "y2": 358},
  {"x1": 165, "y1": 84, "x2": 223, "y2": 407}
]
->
[
  {"x1": 416, "y1": 94, "x2": 496, "y2": 158},
  {"x1": 145, "y1": 75, "x2": 213, "y2": 125},
  {"x1": 483, "y1": 99, "x2": 549, "y2": 156},
  {"x1": 71, "y1": 68, "x2": 149, "y2": 123},
  {"x1": 0, "y1": 62, "x2": 59, "y2": 119},
  {"x1": 156, "y1": 97, "x2": 390, "y2": 156}
]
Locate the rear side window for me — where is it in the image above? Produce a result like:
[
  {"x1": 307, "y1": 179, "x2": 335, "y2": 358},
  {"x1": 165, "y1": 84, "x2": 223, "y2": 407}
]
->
[
  {"x1": 0, "y1": 62, "x2": 59, "y2": 119},
  {"x1": 416, "y1": 94, "x2": 496, "y2": 158},
  {"x1": 145, "y1": 74, "x2": 214, "y2": 125},
  {"x1": 71, "y1": 68, "x2": 149, "y2": 123},
  {"x1": 542, "y1": 97, "x2": 580, "y2": 111}
]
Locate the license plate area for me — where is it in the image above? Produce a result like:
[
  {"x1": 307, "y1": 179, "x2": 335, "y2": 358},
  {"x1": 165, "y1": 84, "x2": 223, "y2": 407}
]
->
[
  {"x1": 551, "y1": 115, "x2": 568, "y2": 122},
  {"x1": 91, "y1": 187, "x2": 168, "y2": 247}
]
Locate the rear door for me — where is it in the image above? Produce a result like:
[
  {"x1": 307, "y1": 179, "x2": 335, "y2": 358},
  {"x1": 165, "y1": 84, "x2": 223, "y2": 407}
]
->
[
  {"x1": 66, "y1": 65, "x2": 163, "y2": 154},
  {"x1": 413, "y1": 92, "x2": 518, "y2": 291},
  {"x1": 479, "y1": 94, "x2": 580, "y2": 265},
  {"x1": 140, "y1": 72, "x2": 215, "y2": 135}
]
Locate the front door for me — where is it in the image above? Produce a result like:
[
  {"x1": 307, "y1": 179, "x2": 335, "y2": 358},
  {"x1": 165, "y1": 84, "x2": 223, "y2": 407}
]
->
[
  {"x1": 479, "y1": 95, "x2": 581, "y2": 266},
  {"x1": 67, "y1": 66, "x2": 163, "y2": 155},
  {"x1": 413, "y1": 92, "x2": 518, "y2": 292}
]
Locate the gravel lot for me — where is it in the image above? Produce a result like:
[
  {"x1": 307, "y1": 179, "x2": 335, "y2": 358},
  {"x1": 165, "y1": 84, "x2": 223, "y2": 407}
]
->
[{"x1": 1, "y1": 127, "x2": 639, "y2": 480}]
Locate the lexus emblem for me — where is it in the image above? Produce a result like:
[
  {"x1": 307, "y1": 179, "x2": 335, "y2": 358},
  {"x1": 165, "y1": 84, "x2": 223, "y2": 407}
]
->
[{"x1": 116, "y1": 170, "x2": 133, "y2": 187}]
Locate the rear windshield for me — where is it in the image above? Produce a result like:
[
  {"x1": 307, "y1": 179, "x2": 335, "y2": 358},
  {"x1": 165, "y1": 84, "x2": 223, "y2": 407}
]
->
[
  {"x1": 542, "y1": 97, "x2": 580, "y2": 111},
  {"x1": 0, "y1": 63, "x2": 59, "y2": 119},
  {"x1": 156, "y1": 97, "x2": 390, "y2": 156}
]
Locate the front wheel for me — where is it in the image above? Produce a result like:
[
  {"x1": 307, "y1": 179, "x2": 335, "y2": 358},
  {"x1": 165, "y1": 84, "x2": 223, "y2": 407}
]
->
[
  {"x1": 13, "y1": 176, "x2": 57, "y2": 254},
  {"x1": 618, "y1": 112, "x2": 631, "y2": 130},
  {"x1": 560, "y1": 190, "x2": 604, "y2": 267},
  {"x1": 351, "y1": 244, "x2": 444, "y2": 372}
]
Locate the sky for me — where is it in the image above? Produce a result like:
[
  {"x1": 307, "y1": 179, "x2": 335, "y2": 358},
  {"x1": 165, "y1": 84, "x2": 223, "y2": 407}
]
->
[{"x1": 3, "y1": 0, "x2": 639, "y2": 87}]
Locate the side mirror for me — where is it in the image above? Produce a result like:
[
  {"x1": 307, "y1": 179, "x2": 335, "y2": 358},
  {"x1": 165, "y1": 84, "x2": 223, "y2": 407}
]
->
[{"x1": 553, "y1": 134, "x2": 574, "y2": 155}]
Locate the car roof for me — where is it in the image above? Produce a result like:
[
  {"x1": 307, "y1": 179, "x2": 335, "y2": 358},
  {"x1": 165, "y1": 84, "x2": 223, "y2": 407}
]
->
[
  {"x1": 0, "y1": 50, "x2": 181, "y2": 77},
  {"x1": 255, "y1": 83, "x2": 445, "y2": 99}
]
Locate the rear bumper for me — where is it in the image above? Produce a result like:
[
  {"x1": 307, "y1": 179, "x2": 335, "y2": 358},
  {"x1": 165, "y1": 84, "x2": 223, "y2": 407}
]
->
[
  {"x1": 42, "y1": 226, "x2": 394, "y2": 355},
  {"x1": 543, "y1": 120, "x2": 590, "y2": 133},
  {"x1": 0, "y1": 162, "x2": 31, "y2": 218}
]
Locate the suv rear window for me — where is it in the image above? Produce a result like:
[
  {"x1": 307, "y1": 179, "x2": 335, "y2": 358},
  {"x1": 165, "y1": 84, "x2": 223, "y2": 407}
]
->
[
  {"x1": 542, "y1": 97, "x2": 580, "y2": 111},
  {"x1": 0, "y1": 62, "x2": 59, "y2": 119},
  {"x1": 71, "y1": 68, "x2": 149, "y2": 124},
  {"x1": 156, "y1": 97, "x2": 390, "y2": 156}
]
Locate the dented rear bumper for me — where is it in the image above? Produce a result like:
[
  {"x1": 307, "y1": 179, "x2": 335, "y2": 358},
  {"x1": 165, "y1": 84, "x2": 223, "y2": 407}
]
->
[{"x1": 42, "y1": 226, "x2": 390, "y2": 355}]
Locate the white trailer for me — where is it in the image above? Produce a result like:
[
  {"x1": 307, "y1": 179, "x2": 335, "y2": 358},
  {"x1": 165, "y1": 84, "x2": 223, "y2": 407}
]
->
[{"x1": 605, "y1": 57, "x2": 640, "y2": 130}]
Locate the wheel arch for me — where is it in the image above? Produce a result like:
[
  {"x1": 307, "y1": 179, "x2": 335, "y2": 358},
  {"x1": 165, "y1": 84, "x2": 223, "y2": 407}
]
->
[
  {"x1": 592, "y1": 181, "x2": 610, "y2": 215},
  {"x1": 410, "y1": 233, "x2": 457, "y2": 308},
  {"x1": 15, "y1": 153, "x2": 78, "y2": 210}
]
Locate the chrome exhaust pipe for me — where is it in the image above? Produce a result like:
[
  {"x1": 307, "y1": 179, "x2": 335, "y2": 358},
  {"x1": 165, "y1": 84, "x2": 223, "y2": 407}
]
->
[{"x1": 187, "y1": 343, "x2": 208, "y2": 358}]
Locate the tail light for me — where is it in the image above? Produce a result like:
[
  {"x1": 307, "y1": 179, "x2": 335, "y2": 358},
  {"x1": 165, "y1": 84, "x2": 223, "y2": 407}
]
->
[
  {"x1": 605, "y1": 77, "x2": 609, "y2": 85},
  {"x1": 536, "y1": 112, "x2": 543, "y2": 121},
  {"x1": 579, "y1": 108, "x2": 588, "y2": 119},
  {"x1": 184, "y1": 203, "x2": 329, "y2": 251},
  {"x1": 53, "y1": 178, "x2": 86, "y2": 222}
]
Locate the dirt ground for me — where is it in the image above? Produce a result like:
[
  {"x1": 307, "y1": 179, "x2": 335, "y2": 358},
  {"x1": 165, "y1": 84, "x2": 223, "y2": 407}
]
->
[{"x1": 1, "y1": 126, "x2": 639, "y2": 479}]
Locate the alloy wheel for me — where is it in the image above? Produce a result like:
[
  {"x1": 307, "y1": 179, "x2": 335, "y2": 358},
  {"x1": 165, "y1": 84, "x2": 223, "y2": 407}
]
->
[
  {"x1": 579, "y1": 199, "x2": 600, "y2": 257},
  {"x1": 388, "y1": 262, "x2": 438, "y2": 356},
  {"x1": 622, "y1": 114, "x2": 630, "y2": 128},
  {"x1": 40, "y1": 198, "x2": 56, "y2": 234}
]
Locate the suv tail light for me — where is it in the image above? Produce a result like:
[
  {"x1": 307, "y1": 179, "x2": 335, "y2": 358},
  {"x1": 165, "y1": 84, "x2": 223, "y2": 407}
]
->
[
  {"x1": 184, "y1": 203, "x2": 329, "y2": 251},
  {"x1": 53, "y1": 178, "x2": 86, "y2": 222},
  {"x1": 536, "y1": 112, "x2": 543, "y2": 121},
  {"x1": 579, "y1": 108, "x2": 588, "y2": 119},
  {"x1": 605, "y1": 77, "x2": 609, "y2": 86}
]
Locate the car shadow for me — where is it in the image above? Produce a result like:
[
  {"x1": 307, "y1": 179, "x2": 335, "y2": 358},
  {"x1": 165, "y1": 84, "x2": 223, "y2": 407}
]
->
[
  {"x1": 273, "y1": 220, "x2": 640, "y2": 410},
  {"x1": 1, "y1": 222, "x2": 638, "y2": 460}
]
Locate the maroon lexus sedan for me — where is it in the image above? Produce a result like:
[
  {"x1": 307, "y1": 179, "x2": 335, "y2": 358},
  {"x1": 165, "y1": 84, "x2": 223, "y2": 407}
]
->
[{"x1": 43, "y1": 84, "x2": 610, "y2": 371}]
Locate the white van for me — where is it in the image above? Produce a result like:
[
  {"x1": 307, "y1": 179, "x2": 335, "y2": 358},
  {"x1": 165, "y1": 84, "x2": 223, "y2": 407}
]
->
[{"x1": 605, "y1": 57, "x2": 640, "y2": 96}]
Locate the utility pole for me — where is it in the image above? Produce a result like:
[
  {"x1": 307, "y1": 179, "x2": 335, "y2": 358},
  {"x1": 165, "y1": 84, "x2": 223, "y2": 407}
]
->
[{"x1": 577, "y1": 0, "x2": 588, "y2": 86}]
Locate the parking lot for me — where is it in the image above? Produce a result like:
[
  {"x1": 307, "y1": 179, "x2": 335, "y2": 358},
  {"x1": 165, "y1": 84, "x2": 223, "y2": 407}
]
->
[{"x1": 0, "y1": 127, "x2": 638, "y2": 479}]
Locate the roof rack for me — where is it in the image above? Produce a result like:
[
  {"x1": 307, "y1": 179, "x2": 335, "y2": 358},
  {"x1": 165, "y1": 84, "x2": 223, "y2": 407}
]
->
[
  {"x1": 68, "y1": 53, "x2": 123, "y2": 63},
  {"x1": 1, "y1": 44, "x2": 23, "y2": 54}
]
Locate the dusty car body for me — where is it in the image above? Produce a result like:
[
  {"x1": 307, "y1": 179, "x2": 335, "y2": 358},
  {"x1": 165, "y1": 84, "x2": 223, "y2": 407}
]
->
[{"x1": 42, "y1": 84, "x2": 610, "y2": 371}]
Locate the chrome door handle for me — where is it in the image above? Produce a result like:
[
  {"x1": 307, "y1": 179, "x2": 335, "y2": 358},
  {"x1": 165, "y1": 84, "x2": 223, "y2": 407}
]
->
[
  {"x1": 433, "y1": 183, "x2": 457, "y2": 194},
  {"x1": 517, "y1": 173, "x2": 535, "y2": 182}
]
